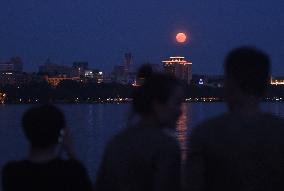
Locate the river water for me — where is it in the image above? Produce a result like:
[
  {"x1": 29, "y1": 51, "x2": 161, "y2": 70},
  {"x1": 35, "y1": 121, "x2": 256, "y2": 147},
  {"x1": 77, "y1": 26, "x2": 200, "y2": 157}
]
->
[{"x1": 0, "y1": 103, "x2": 284, "y2": 183}]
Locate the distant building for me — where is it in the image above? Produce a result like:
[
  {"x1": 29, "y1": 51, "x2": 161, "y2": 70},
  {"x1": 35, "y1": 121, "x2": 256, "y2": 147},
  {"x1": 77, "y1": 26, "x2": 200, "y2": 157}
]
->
[
  {"x1": 72, "y1": 62, "x2": 88, "y2": 77},
  {"x1": 111, "y1": 65, "x2": 127, "y2": 84},
  {"x1": 0, "y1": 57, "x2": 23, "y2": 72},
  {"x1": 85, "y1": 70, "x2": 94, "y2": 78},
  {"x1": 0, "y1": 57, "x2": 25, "y2": 86},
  {"x1": 103, "y1": 75, "x2": 112, "y2": 84},
  {"x1": 206, "y1": 75, "x2": 224, "y2": 88},
  {"x1": 0, "y1": 91, "x2": 6, "y2": 104},
  {"x1": 162, "y1": 56, "x2": 192, "y2": 84},
  {"x1": 271, "y1": 76, "x2": 284, "y2": 86},
  {"x1": 84, "y1": 70, "x2": 104, "y2": 83},
  {"x1": 124, "y1": 53, "x2": 133, "y2": 73},
  {"x1": 44, "y1": 76, "x2": 80, "y2": 87},
  {"x1": 0, "y1": 72, "x2": 32, "y2": 86},
  {"x1": 111, "y1": 65, "x2": 138, "y2": 84},
  {"x1": 191, "y1": 74, "x2": 224, "y2": 88},
  {"x1": 110, "y1": 53, "x2": 137, "y2": 84},
  {"x1": 148, "y1": 64, "x2": 163, "y2": 73},
  {"x1": 127, "y1": 72, "x2": 137, "y2": 85},
  {"x1": 39, "y1": 59, "x2": 73, "y2": 77},
  {"x1": 191, "y1": 74, "x2": 209, "y2": 86},
  {"x1": 94, "y1": 70, "x2": 104, "y2": 83}
]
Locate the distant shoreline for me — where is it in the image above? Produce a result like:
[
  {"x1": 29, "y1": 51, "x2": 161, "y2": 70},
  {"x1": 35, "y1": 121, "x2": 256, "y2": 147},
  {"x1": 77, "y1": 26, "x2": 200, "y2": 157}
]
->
[
  {"x1": 1, "y1": 97, "x2": 284, "y2": 104},
  {"x1": 1, "y1": 84, "x2": 284, "y2": 104}
]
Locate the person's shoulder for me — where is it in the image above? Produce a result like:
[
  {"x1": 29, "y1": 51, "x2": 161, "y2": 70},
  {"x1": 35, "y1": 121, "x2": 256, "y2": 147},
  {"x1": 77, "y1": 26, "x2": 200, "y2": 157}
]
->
[
  {"x1": 108, "y1": 125, "x2": 164, "y2": 145},
  {"x1": 3, "y1": 160, "x2": 29, "y2": 169},
  {"x1": 260, "y1": 112, "x2": 284, "y2": 126},
  {"x1": 107, "y1": 126, "x2": 179, "y2": 154},
  {"x1": 52, "y1": 159, "x2": 92, "y2": 189},
  {"x1": 195, "y1": 113, "x2": 230, "y2": 131},
  {"x1": 56, "y1": 158, "x2": 85, "y2": 169},
  {"x1": 2, "y1": 161, "x2": 17, "y2": 173},
  {"x1": 261, "y1": 112, "x2": 284, "y2": 121},
  {"x1": 52, "y1": 159, "x2": 88, "y2": 176},
  {"x1": 2, "y1": 160, "x2": 28, "y2": 175},
  {"x1": 106, "y1": 127, "x2": 134, "y2": 146},
  {"x1": 190, "y1": 113, "x2": 231, "y2": 140}
]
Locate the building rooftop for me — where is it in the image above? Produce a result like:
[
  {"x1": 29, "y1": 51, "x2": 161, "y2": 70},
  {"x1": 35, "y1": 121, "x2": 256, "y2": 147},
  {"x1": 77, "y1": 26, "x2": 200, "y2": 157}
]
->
[{"x1": 162, "y1": 56, "x2": 192, "y2": 65}]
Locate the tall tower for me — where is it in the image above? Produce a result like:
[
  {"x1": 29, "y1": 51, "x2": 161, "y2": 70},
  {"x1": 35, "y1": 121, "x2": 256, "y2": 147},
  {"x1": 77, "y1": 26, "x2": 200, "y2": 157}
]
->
[
  {"x1": 124, "y1": 53, "x2": 133, "y2": 73},
  {"x1": 162, "y1": 56, "x2": 192, "y2": 84}
]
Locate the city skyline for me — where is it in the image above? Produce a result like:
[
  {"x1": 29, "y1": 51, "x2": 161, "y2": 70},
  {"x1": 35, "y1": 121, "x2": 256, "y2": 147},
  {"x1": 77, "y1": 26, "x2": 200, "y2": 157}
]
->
[{"x1": 1, "y1": 1, "x2": 284, "y2": 75}]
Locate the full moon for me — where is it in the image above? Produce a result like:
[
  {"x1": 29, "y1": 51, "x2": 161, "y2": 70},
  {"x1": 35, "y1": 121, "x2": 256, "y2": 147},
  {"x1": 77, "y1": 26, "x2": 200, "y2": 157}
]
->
[{"x1": 176, "y1": 32, "x2": 187, "y2": 43}]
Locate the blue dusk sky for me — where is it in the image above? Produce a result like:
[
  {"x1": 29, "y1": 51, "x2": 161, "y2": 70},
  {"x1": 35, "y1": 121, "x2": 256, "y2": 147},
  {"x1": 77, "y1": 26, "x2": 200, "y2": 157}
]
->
[{"x1": 0, "y1": 0, "x2": 284, "y2": 75}]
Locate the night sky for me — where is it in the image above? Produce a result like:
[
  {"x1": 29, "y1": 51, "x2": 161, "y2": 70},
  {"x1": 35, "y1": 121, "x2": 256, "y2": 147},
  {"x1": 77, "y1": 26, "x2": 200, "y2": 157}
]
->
[{"x1": 1, "y1": 0, "x2": 284, "y2": 75}]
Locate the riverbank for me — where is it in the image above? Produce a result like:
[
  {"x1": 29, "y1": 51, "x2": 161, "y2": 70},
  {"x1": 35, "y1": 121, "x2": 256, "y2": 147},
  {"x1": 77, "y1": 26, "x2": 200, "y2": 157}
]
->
[{"x1": 1, "y1": 97, "x2": 284, "y2": 104}]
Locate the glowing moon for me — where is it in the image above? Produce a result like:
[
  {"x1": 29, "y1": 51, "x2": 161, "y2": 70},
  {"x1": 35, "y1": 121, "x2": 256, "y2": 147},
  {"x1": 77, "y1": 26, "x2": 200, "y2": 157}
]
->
[{"x1": 176, "y1": 32, "x2": 187, "y2": 43}]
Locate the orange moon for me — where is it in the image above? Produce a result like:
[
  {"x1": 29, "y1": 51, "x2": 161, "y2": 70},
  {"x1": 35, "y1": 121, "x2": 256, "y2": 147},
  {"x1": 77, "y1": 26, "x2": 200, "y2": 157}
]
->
[{"x1": 176, "y1": 32, "x2": 187, "y2": 43}]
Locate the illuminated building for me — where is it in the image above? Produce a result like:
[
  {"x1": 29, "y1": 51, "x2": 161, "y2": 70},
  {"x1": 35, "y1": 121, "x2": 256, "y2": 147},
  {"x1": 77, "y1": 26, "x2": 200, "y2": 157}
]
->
[
  {"x1": 73, "y1": 62, "x2": 88, "y2": 77},
  {"x1": 0, "y1": 72, "x2": 15, "y2": 86},
  {"x1": 85, "y1": 70, "x2": 104, "y2": 83},
  {"x1": 95, "y1": 71, "x2": 104, "y2": 83},
  {"x1": 85, "y1": 70, "x2": 94, "y2": 78},
  {"x1": 191, "y1": 74, "x2": 224, "y2": 88},
  {"x1": 44, "y1": 75, "x2": 80, "y2": 87},
  {"x1": 162, "y1": 56, "x2": 192, "y2": 84},
  {"x1": 0, "y1": 72, "x2": 32, "y2": 86},
  {"x1": 271, "y1": 77, "x2": 284, "y2": 86},
  {"x1": 0, "y1": 57, "x2": 35, "y2": 86},
  {"x1": 0, "y1": 92, "x2": 6, "y2": 104}
]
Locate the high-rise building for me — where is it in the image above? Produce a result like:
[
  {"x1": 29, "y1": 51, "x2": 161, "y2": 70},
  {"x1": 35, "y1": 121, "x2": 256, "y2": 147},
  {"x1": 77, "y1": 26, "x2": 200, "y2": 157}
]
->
[
  {"x1": 0, "y1": 57, "x2": 23, "y2": 72},
  {"x1": 124, "y1": 53, "x2": 133, "y2": 73},
  {"x1": 72, "y1": 62, "x2": 89, "y2": 77},
  {"x1": 111, "y1": 65, "x2": 127, "y2": 84},
  {"x1": 162, "y1": 56, "x2": 192, "y2": 84},
  {"x1": 0, "y1": 72, "x2": 32, "y2": 86},
  {"x1": 39, "y1": 59, "x2": 73, "y2": 77},
  {"x1": 84, "y1": 69, "x2": 104, "y2": 83},
  {"x1": 0, "y1": 57, "x2": 25, "y2": 86},
  {"x1": 111, "y1": 53, "x2": 136, "y2": 84}
]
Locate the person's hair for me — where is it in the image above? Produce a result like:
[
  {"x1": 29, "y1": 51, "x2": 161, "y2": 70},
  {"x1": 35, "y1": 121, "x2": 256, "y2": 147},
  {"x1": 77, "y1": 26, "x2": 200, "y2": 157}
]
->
[
  {"x1": 137, "y1": 64, "x2": 154, "y2": 80},
  {"x1": 132, "y1": 73, "x2": 183, "y2": 116},
  {"x1": 22, "y1": 104, "x2": 65, "y2": 149},
  {"x1": 224, "y1": 46, "x2": 270, "y2": 97}
]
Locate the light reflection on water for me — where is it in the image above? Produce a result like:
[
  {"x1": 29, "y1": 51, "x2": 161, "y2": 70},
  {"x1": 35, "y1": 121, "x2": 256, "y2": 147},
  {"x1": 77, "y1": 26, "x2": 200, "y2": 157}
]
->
[
  {"x1": 0, "y1": 102, "x2": 283, "y2": 182},
  {"x1": 176, "y1": 104, "x2": 190, "y2": 162}
]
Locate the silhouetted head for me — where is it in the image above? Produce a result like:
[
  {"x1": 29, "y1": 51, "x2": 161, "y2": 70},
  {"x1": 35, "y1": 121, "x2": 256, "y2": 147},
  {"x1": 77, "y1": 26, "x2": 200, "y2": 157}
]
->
[
  {"x1": 224, "y1": 47, "x2": 270, "y2": 104},
  {"x1": 132, "y1": 73, "x2": 184, "y2": 128},
  {"x1": 137, "y1": 64, "x2": 154, "y2": 80},
  {"x1": 22, "y1": 104, "x2": 65, "y2": 149}
]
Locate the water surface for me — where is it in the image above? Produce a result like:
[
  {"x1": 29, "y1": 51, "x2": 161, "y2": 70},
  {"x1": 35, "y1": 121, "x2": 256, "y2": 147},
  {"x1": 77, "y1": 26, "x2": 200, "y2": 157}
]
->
[{"x1": 0, "y1": 102, "x2": 283, "y2": 183}]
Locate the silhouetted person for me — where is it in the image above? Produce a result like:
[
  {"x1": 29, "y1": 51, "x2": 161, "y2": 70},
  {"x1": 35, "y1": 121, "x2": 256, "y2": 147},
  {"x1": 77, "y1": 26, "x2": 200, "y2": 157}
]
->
[
  {"x1": 2, "y1": 104, "x2": 92, "y2": 191},
  {"x1": 185, "y1": 47, "x2": 284, "y2": 191},
  {"x1": 137, "y1": 64, "x2": 154, "y2": 79},
  {"x1": 95, "y1": 74, "x2": 184, "y2": 191},
  {"x1": 136, "y1": 64, "x2": 155, "y2": 86}
]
